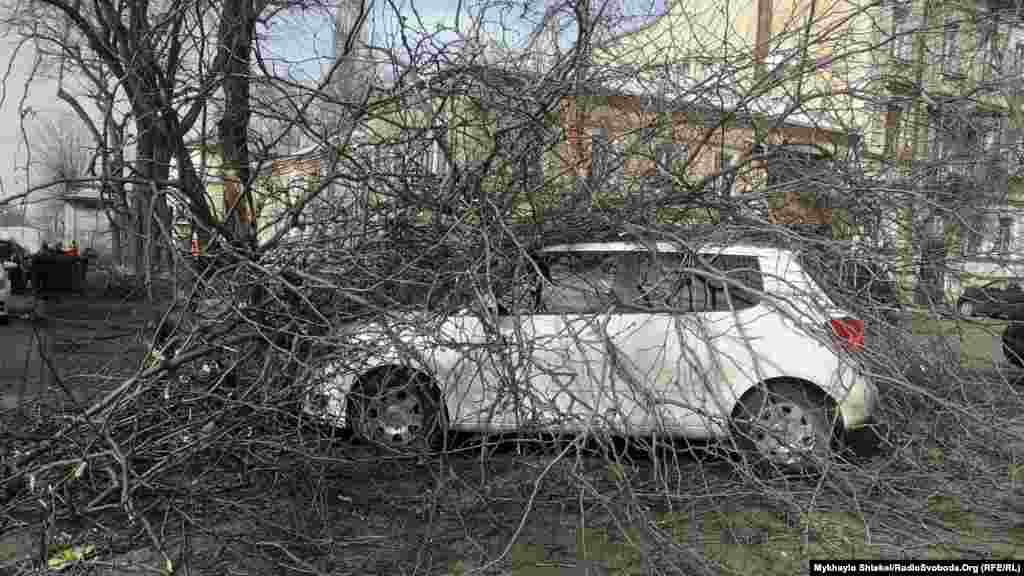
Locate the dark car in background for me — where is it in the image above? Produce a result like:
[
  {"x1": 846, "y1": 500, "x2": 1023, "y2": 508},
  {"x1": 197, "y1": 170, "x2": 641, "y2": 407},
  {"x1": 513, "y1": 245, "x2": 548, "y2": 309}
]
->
[
  {"x1": 956, "y1": 279, "x2": 1024, "y2": 318},
  {"x1": 1003, "y1": 321, "x2": 1024, "y2": 368},
  {"x1": 0, "y1": 239, "x2": 31, "y2": 293}
]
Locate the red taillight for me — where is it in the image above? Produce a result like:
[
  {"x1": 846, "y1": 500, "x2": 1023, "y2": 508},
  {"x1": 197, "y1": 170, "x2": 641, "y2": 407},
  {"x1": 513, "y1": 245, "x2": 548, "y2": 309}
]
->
[{"x1": 830, "y1": 317, "x2": 865, "y2": 352}]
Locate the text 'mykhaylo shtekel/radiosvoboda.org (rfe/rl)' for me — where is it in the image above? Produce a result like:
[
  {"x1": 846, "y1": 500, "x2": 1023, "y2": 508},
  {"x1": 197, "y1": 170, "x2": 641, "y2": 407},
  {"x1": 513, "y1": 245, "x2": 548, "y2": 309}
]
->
[{"x1": 810, "y1": 560, "x2": 1023, "y2": 575}]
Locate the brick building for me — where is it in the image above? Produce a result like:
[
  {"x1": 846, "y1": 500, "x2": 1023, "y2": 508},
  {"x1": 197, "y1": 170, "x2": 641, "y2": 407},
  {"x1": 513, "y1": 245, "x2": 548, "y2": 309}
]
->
[{"x1": 554, "y1": 89, "x2": 848, "y2": 229}]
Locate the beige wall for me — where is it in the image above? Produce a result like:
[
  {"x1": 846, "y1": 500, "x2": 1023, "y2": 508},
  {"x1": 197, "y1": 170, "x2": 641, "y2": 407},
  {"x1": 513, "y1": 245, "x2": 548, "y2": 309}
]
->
[{"x1": 62, "y1": 201, "x2": 113, "y2": 254}]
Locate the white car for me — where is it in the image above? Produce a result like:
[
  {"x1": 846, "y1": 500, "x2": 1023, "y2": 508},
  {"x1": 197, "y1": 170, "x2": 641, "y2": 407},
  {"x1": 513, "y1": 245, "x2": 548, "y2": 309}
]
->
[{"x1": 301, "y1": 240, "x2": 878, "y2": 468}]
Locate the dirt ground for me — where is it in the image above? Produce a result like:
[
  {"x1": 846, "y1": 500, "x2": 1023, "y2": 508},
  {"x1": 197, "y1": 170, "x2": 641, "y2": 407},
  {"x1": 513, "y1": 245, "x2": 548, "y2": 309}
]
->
[
  {"x1": 1, "y1": 294, "x2": 1022, "y2": 575},
  {"x1": 0, "y1": 294, "x2": 153, "y2": 411}
]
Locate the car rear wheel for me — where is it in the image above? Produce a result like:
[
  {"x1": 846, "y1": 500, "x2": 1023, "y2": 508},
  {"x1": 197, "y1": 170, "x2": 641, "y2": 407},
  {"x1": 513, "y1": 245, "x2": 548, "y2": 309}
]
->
[
  {"x1": 348, "y1": 368, "x2": 446, "y2": 455},
  {"x1": 958, "y1": 300, "x2": 974, "y2": 317},
  {"x1": 731, "y1": 381, "x2": 836, "y2": 472}
]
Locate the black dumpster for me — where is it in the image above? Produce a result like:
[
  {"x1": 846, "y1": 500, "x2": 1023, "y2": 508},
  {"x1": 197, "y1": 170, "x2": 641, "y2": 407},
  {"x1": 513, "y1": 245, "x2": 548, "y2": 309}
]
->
[{"x1": 31, "y1": 253, "x2": 89, "y2": 293}]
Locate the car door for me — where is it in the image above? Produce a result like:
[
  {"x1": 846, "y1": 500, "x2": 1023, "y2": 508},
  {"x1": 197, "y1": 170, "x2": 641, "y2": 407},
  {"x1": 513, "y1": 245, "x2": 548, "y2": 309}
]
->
[
  {"x1": 541, "y1": 249, "x2": 688, "y2": 436},
  {"x1": 530, "y1": 250, "x2": 620, "y2": 433},
  {"x1": 688, "y1": 253, "x2": 769, "y2": 434},
  {"x1": 596, "y1": 248, "x2": 710, "y2": 436},
  {"x1": 443, "y1": 257, "x2": 554, "y2": 432},
  {"x1": 614, "y1": 249, "x2": 771, "y2": 437},
  {"x1": 647, "y1": 252, "x2": 733, "y2": 437}
]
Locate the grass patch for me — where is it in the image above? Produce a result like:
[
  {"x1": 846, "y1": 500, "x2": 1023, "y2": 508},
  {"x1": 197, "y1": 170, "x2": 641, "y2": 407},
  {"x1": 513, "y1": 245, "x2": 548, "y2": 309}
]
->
[
  {"x1": 508, "y1": 526, "x2": 644, "y2": 575},
  {"x1": 576, "y1": 526, "x2": 643, "y2": 575},
  {"x1": 654, "y1": 509, "x2": 882, "y2": 575},
  {"x1": 510, "y1": 542, "x2": 562, "y2": 575},
  {"x1": 919, "y1": 493, "x2": 1024, "y2": 559},
  {"x1": 503, "y1": 505, "x2": 1018, "y2": 575},
  {"x1": 905, "y1": 312, "x2": 1006, "y2": 368},
  {"x1": 926, "y1": 494, "x2": 976, "y2": 532},
  {"x1": 907, "y1": 314, "x2": 1006, "y2": 338}
]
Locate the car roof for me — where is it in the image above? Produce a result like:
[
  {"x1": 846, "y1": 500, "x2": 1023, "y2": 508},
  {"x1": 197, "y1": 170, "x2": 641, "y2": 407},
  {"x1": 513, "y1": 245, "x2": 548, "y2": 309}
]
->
[{"x1": 538, "y1": 242, "x2": 785, "y2": 259}]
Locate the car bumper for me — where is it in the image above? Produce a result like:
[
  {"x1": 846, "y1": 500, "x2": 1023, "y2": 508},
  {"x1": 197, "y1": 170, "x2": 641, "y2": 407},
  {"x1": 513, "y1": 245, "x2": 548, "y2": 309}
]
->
[
  {"x1": 301, "y1": 365, "x2": 352, "y2": 428},
  {"x1": 838, "y1": 371, "x2": 878, "y2": 431}
]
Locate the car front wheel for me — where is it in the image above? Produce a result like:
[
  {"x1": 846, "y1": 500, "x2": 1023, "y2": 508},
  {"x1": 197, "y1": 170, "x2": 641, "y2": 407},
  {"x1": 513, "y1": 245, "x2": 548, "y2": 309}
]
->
[
  {"x1": 731, "y1": 381, "x2": 836, "y2": 472},
  {"x1": 348, "y1": 368, "x2": 446, "y2": 455}
]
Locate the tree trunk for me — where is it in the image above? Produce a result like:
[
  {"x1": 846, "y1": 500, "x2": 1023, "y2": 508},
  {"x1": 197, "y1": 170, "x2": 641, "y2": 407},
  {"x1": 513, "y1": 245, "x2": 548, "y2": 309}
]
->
[
  {"x1": 135, "y1": 118, "x2": 161, "y2": 295},
  {"x1": 218, "y1": 0, "x2": 256, "y2": 252},
  {"x1": 105, "y1": 124, "x2": 128, "y2": 269}
]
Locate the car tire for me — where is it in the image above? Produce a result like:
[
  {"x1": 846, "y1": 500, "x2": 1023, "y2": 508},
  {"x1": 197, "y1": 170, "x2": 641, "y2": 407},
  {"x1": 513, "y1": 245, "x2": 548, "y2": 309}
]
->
[
  {"x1": 958, "y1": 300, "x2": 974, "y2": 317},
  {"x1": 347, "y1": 368, "x2": 447, "y2": 456},
  {"x1": 730, "y1": 381, "x2": 837, "y2": 473}
]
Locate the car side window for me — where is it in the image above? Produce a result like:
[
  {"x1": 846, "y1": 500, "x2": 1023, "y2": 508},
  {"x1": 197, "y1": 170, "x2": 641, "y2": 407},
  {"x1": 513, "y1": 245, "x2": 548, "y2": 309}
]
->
[
  {"x1": 494, "y1": 257, "x2": 544, "y2": 315},
  {"x1": 539, "y1": 252, "x2": 620, "y2": 313},
  {"x1": 624, "y1": 252, "x2": 762, "y2": 312},
  {"x1": 703, "y1": 254, "x2": 763, "y2": 311}
]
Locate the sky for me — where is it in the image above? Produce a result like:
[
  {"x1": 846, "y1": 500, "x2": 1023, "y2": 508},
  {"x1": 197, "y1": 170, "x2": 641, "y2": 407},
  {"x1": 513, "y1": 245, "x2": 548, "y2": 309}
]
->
[
  {"x1": 0, "y1": 36, "x2": 61, "y2": 209},
  {"x1": 264, "y1": 0, "x2": 667, "y2": 82}
]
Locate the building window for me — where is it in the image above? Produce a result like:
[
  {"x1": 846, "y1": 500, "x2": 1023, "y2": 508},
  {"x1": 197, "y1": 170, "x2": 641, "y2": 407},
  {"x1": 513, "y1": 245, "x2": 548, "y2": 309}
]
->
[
  {"x1": 717, "y1": 151, "x2": 737, "y2": 196},
  {"x1": 884, "y1": 102, "x2": 903, "y2": 157},
  {"x1": 928, "y1": 106, "x2": 982, "y2": 178},
  {"x1": 519, "y1": 138, "x2": 544, "y2": 193},
  {"x1": 655, "y1": 142, "x2": 687, "y2": 174},
  {"x1": 942, "y1": 18, "x2": 961, "y2": 77},
  {"x1": 675, "y1": 60, "x2": 691, "y2": 81},
  {"x1": 1005, "y1": 127, "x2": 1024, "y2": 174},
  {"x1": 766, "y1": 49, "x2": 794, "y2": 81},
  {"x1": 590, "y1": 127, "x2": 609, "y2": 180},
  {"x1": 983, "y1": 120, "x2": 1002, "y2": 160},
  {"x1": 589, "y1": 128, "x2": 623, "y2": 190},
  {"x1": 999, "y1": 216, "x2": 1014, "y2": 253},
  {"x1": 891, "y1": 3, "x2": 914, "y2": 62},
  {"x1": 429, "y1": 139, "x2": 448, "y2": 179},
  {"x1": 981, "y1": 17, "x2": 1002, "y2": 81},
  {"x1": 645, "y1": 141, "x2": 686, "y2": 194},
  {"x1": 963, "y1": 225, "x2": 982, "y2": 256}
]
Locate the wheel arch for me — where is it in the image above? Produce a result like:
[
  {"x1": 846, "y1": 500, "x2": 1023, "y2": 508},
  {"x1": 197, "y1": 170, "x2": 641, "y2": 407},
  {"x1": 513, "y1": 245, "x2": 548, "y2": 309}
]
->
[
  {"x1": 730, "y1": 376, "x2": 844, "y2": 434},
  {"x1": 348, "y1": 364, "x2": 447, "y2": 414},
  {"x1": 345, "y1": 364, "x2": 451, "y2": 449}
]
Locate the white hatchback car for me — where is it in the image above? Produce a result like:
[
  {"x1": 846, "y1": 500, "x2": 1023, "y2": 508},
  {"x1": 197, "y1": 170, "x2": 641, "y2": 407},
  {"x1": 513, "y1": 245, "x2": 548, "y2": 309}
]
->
[{"x1": 302, "y1": 240, "x2": 878, "y2": 467}]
